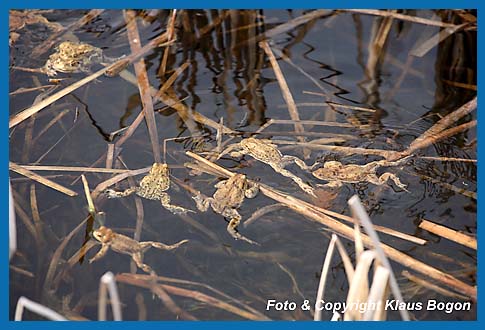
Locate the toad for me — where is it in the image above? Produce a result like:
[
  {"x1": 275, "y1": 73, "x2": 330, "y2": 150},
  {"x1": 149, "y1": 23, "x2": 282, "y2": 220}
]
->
[
  {"x1": 193, "y1": 174, "x2": 259, "y2": 245},
  {"x1": 312, "y1": 157, "x2": 412, "y2": 190},
  {"x1": 43, "y1": 41, "x2": 105, "y2": 76},
  {"x1": 105, "y1": 163, "x2": 194, "y2": 215},
  {"x1": 218, "y1": 138, "x2": 315, "y2": 196},
  {"x1": 90, "y1": 226, "x2": 188, "y2": 274}
]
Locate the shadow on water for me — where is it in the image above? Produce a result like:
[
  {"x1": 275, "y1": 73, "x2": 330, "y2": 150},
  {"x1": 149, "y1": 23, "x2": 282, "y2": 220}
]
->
[{"x1": 9, "y1": 9, "x2": 476, "y2": 320}]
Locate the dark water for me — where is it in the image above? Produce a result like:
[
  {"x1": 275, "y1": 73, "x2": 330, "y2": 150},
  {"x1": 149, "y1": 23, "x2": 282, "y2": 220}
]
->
[{"x1": 9, "y1": 9, "x2": 476, "y2": 320}]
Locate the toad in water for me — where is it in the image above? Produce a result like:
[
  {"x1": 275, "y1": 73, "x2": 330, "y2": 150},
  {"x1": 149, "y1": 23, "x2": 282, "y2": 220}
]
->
[
  {"x1": 105, "y1": 163, "x2": 193, "y2": 215},
  {"x1": 90, "y1": 226, "x2": 188, "y2": 274},
  {"x1": 193, "y1": 174, "x2": 260, "y2": 245}
]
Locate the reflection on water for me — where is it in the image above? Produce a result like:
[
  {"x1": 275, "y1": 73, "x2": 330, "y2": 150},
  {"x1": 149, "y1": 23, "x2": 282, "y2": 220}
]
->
[{"x1": 9, "y1": 9, "x2": 476, "y2": 320}]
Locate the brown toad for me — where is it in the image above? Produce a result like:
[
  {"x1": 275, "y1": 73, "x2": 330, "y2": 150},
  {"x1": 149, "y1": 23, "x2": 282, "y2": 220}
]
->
[
  {"x1": 90, "y1": 226, "x2": 188, "y2": 274},
  {"x1": 193, "y1": 174, "x2": 259, "y2": 245},
  {"x1": 218, "y1": 138, "x2": 315, "y2": 196},
  {"x1": 105, "y1": 163, "x2": 194, "y2": 215},
  {"x1": 43, "y1": 41, "x2": 104, "y2": 76},
  {"x1": 312, "y1": 157, "x2": 412, "y2": 190}
]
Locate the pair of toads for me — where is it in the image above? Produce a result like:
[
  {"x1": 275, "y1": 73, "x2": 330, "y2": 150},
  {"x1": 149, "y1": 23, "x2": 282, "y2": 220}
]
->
[{"x1": 98, "y1": 138, "x2": 411, "y2": 247}]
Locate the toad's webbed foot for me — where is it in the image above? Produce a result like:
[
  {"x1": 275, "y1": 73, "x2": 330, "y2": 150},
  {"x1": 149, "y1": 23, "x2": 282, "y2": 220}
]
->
[
  {"x1": 160, "y1": 193, "x2": 195, "y2": 215},
  {"x1": 140, "y1": 239, "x2": 189, "y2": 251},
  {"x1": 105, "y1": 187, "x2": 137, "y2": 198},
  {"x1": 273, "y1": 166, "x2": 316, "y2": 197},
  {"x1": 281, "y1": 155, "x2": 311, "y2": 171},
  {"x1": 226, "y1": 216, "x2": 259, "y2": 245},
  {"x1": 192, "y1": 193, "x2": 211, "y2": 212},
  {"x1": 378, "y1": 173, "x2": 408, "y2": 191},
  {"x1": 132, "y1": 252, "x2": 157, "y2": 275}
]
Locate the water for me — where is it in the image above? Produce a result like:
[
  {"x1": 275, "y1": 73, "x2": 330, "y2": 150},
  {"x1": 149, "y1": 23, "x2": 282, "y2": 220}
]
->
[{"x1": 9, "y1": 9, "x2": 476, "y2": 320}]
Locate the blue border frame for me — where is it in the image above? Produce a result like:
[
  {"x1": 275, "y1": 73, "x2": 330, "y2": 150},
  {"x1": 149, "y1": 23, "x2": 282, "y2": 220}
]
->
[{"x1": 4, "y1": 0, "x2": 480, "y2": 327}]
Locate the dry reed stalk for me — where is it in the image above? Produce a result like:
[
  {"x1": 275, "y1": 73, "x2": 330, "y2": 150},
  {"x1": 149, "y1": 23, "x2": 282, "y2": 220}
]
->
[
  {"x1": 242, "y1": 195, "x2": 425, "y2": 245},
  {"x1": 116, "y1": 61, "x2": 235, "y2": 137},
  {"x1": 258, "y1": 130, "x2": 356, "y2": 140},
  {"x1": 402, "y1": 270, "x2": 471, "y2": 301},
  {"x1": 122, "y1": 272, "x2": 268, "y2": 319},
  {"x1": 21, "y1": 116, "x2": 35, "y2": 166},
  {"x1": 10, "y1": 265, "x2": 34, "y2": 278},
  {"x1": 159, "y1": 10, "x2": 177, "y2": 76},
  {"x1": 43, "y1": 217, "x2": 88, "y2": 292},
  {"x1": 362, "y1": 266, "x2": 390, "y2": 320},
  {"x1": 443, "y1": 79, "x2": 477, "y2": 91},
  {"x1": 159, "y1": 88, "x2": 235, "y2": 135},
  {"x1": 131, "y1": 177, "x2": 145, "y2": 250},
  {"x1": 348, "y1": 197, "x2": 409, "y2": 321},
  {"x1": 364, "y1": 12, "x2": 394, "y2": 83},
  {"x1": 263, "y1": 10, "x2": 332, "y2": 40},
  {"x1": 243, "y1": 203, "x2": 286, "y2": 227},
  {"x1": 9, "y1": 182, "x2": 17, "y2": 260},
  {"x1": 9, "y1": 85, "x2": 57, "y2": 96},
  {"x1": 19, "y1": 165, "x2": 129, "y2": 174},
  {"x1": 31, "y1": 109, "x2": 70, "y2": 146},
  {"x1": 106, "y1": 144, "x2": 115, "y2": 169},
  {"x1": 31, "y1": 9, "x2": 104, "y2": 57},
  {"x1": 124, "y1": 9, "x2": 161, "y2": 163},
  {"x1": 98, "y1": 272, "x2": 122, "y2": 321},
  {"x1": 15, "y1": 296, "x2": 68, "y2": 321},
  {"x1": 271, "y1": 140, "x2": 402, "y2": 159},
  {"x1": 406, "y1": 97, "x2": 476, "y2": 151},
  {"x1": 199, "y1": 10, "x2": 231, "y2": 36},
  {"x1": 277, "y1": 263, "x2": 306, "y2": 301},
  {"x1": 411, "y1": 23, "x2": 467, "y2": 57},
  {"x1": 406, "y1": 120, "x2": 476, "y2": 155},
  {"x1": 314, "y1": 234, "x2": 337, "y2": 321},
  {"x1": 81, "y1": 175, "x2": 96, "y2": 215},
  {"x1": 345, "y1": 9, "x2": 460, "y2": 28},
  {"x1": 345, "y1": 251, "x2": 388, "y2": 320},
  {"x1": 9, "y1": 63, "x2": 113, "y2": 129},
  {"x1": 64, "y1": 240, "x2": 98, "y2": 269},
  {"x1": 151, "y1": 285, "x2": 196, "y2": 320},
  {"x1": 29, "y1": 184, "x2": 46, "y2": 248},
  {"x1": 327, "y1": 101, "x2": 377, "y2": 113},
  {"x1": 419, "y1": 219, "x2": 476, "y2": 250},
  {"x1": 135, "y1": 293, "x2": 147, "y2": 320},
  {"x1": 13, "y1": 202, "x2": 37, "y2": 243},
  {"x1": 116, "y1": 274, "x2": 270, "y2": 320},
  {"x1": 157, "y1": 62, "x2": 190, "y2": 97},
  {"x1": 259, "y1": 41, "x2": 306, "y2": 144},
  {"x1": 9, "y1": 162, "x2": 77, "y2": 197},
  {"x1": 184, "y1": 151, "x2": 476, "y2": 300},
  {"x1": 419, "y1": 156, "x2": 476, "y2": 163},
  {"x1": 266, "y1": 119, "x2": 355, "y2": 128}
]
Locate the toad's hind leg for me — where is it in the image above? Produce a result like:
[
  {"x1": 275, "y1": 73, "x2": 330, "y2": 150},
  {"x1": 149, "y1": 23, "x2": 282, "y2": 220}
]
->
[
  {"x1": 105, "y1": 187, "x2": 137, "y2": 198},
  {"x1": 160, "y1": 192, "x2": 194, "y2": 215},
  {"x1": 193, "y1": 194, "x2": 211, "y2": 212},
  {"x1": 271, "y1": 165, "x2": 316, "y2": 197},
  {"x1": 281, "y1": 155, "x2": 311, "y2": 171},
  {"x1": 224, "y1": 211, "x2": 259, "y2": 245},
  {"x1": 139, "y1": 239, "x2": 189, "y2": 251},
  {"x1": 217, "y1": 143, "x2": 243, "y2": 160},
  {"x1": 376, "y1": 173, "x2": 408, "y2": 191},
  {"x1": 132, "y1": 252, "x2": 156, "y2": 275}
]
